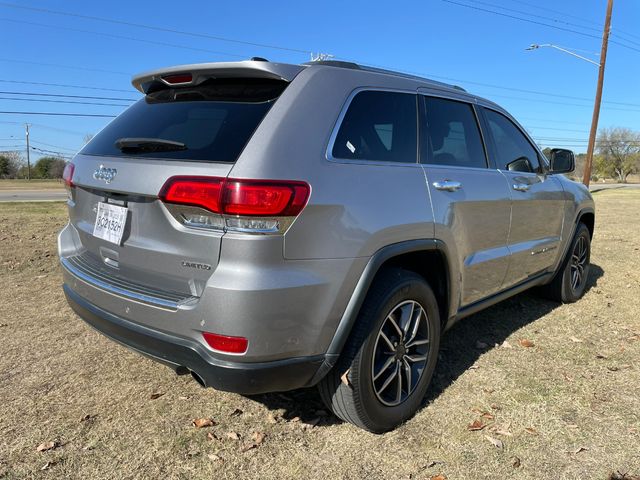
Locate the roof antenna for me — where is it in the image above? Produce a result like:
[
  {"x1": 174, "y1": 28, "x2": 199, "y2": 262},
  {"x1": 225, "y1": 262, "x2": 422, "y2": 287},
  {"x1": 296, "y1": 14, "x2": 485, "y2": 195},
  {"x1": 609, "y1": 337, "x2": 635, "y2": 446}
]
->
[{"x1": 310, "y1": 52, "x2": 335, "y2": 62}]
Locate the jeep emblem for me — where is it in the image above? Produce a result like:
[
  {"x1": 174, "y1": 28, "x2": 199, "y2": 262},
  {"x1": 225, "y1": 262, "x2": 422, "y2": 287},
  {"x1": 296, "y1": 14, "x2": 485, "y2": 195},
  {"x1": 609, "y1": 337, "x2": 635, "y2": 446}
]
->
[{"x1": 93, "y1": 165, "x2": 118, "y2": 184}]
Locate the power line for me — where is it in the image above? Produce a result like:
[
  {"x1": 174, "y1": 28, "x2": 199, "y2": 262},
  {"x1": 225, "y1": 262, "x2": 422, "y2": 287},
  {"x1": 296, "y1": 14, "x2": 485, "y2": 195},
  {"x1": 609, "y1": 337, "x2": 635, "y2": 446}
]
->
[
  {"x1": 441, "y1": 0, "x2": 602, "y2": 40},
  {"x1": 0, "y1": 121, "x2": 88, "y2": 135},
  {"x1": 0, "y1": 17, "x2": 249, "y2": 60},
  {"x1": 0, "y1": 79, "x2": 135, "y2": 93},
  {"x1": 0, "y1": 90, "x2": 136, "y2": 102},
  {"x1": 30, "y1": 140, "x2": 78, "y2": 153},
  {"x1": 524, "y1": 125, "x2": 590, "y2": 133},
  {"x1": 0, "y1": 96, "x2": 130, "y2": 107},
  {"x1": 479, "y1": 93, "x2": 640, "y2": 112},
  {"x1": 0, "y1": 2, "x2": 311, "y2": 55},
  {"x1": 0, "y1": 111, "x2": 117, "y2": 117}
]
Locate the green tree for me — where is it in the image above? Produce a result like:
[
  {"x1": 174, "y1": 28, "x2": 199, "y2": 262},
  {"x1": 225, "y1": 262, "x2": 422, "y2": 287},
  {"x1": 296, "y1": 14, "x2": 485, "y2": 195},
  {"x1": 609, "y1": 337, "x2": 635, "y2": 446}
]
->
[
  {"x1": 594, "y1": 127, "x2": 640, "y2": 183},
  {"x1": 33, "y1": 156, "x2": 67, "y2": 179}
]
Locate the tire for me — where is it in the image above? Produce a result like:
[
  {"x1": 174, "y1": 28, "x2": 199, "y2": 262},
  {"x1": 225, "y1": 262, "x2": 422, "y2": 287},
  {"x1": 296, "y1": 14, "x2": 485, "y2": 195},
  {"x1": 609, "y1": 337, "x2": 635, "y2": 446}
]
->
[
  {"x1": 540, "y1": 223, "x2": 591, "y2": 303},
  {"x1": 318, "y1": 268, "x2": 440, "y2": 433}
]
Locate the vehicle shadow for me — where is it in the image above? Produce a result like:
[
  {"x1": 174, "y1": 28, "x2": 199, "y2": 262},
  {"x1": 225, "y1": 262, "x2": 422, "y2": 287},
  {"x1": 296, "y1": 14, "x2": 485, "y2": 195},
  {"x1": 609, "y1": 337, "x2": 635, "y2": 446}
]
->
[{"x1": 250, "y1": 264, "x2": 604, "y2": 427}]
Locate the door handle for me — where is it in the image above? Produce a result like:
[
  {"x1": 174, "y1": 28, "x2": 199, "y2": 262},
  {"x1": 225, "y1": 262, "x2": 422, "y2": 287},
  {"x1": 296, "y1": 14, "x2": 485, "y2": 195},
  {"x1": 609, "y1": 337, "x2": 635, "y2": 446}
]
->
[
  {"x1": 433, "y1": 180, "x2": 462, "y2": 192},
  {"x1": 512, "y1": 183, "x2": 530, "y2": 192}
]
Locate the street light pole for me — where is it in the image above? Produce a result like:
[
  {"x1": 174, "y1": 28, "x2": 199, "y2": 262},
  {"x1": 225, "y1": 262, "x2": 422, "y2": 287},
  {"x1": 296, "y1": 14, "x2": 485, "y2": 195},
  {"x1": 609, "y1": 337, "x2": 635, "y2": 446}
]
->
[
  {"x1": 526, "y1": 44, "x2": 600, "y2": 67},
  {"x1": 583, "y1": 0, "x2": 614, "y2": 187}
]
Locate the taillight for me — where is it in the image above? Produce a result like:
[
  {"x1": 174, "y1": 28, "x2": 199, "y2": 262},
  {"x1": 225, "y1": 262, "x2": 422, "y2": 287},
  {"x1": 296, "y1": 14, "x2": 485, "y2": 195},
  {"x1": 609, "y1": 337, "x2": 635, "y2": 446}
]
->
[
  {"x1": 159, "y1": 176, "x2": 310, "y2": 234},
  {"x1": 202, "y1": 332, "x2": 248, "y2": 354},
  {"x1": 62, "y1": 162, "x2": 75, "y2": 188}
]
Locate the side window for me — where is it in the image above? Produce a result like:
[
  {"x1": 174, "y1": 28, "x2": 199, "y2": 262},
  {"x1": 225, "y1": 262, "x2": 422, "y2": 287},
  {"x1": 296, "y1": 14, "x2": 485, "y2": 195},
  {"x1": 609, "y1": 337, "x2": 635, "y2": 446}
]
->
[
  {"x1": 483, "y1": 109, "x2": 541, "y2": 173},
  {"x1": 420, "y1": 96, "x2": 487, "y2": 169},
  {"x1": 332, "y1": 91, "x2": 417, "y2": 163}
]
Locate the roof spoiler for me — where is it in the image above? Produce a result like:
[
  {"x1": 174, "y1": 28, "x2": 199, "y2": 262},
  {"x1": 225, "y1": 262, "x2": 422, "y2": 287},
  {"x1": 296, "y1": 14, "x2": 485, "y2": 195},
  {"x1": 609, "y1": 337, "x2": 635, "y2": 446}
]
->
[{"x1": 132, "y1": 60, "x2": 306, "y2": 94}]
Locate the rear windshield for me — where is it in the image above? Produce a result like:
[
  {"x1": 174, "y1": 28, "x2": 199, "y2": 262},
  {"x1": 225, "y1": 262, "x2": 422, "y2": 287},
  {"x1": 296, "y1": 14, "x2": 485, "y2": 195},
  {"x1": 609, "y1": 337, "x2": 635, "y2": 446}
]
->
[{"x1": 81, "y1": 78, "x2": 287, "y2": 162}]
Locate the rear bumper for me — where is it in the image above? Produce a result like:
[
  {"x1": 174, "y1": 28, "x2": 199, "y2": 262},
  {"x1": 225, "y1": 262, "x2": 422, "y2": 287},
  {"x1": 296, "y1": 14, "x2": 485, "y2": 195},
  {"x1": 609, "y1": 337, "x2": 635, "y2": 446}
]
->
[{"x1": 63, "y1": 284, "x2": 326, "y2": 395}]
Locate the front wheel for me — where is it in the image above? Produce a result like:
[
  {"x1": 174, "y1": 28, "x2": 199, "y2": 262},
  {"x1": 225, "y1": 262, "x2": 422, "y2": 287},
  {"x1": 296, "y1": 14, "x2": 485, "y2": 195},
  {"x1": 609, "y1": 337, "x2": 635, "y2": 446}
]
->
[
  {"x1": 541, "y1": 223, "x2": 591, "y2": 303},
  {"x1": 318, "y1": 268, "x2": 440, "y2": 433}
]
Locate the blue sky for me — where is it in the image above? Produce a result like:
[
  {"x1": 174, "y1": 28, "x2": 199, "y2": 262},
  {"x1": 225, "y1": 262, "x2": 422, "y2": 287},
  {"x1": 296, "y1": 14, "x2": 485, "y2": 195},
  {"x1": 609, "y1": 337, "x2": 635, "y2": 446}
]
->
[{"x1": 1, "y1": 0, "x2": 639, "y2": 160}]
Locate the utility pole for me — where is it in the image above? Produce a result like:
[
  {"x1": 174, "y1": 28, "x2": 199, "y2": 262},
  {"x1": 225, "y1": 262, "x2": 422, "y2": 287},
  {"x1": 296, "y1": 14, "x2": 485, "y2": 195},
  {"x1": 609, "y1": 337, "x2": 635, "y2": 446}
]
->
[
  {"x1": 583, "y1": 0, "x2": 613, "y2": 187},
  {"x1": 25, "y1": 123, "x2": 31, "y2": 180}
]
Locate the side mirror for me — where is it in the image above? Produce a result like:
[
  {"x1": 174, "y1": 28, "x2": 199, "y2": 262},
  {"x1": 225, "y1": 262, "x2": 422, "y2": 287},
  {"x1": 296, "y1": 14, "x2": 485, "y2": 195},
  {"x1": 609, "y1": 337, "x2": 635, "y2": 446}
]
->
[{"x1": 549, "y1": 148, "x2": 575, "y2": 174}]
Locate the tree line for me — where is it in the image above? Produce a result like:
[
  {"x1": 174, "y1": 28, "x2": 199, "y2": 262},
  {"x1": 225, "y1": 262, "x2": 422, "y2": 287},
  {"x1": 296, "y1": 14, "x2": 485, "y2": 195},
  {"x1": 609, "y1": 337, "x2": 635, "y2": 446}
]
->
[{"x1": 0, "y1": 152, "x2": 67, "y2": 179}]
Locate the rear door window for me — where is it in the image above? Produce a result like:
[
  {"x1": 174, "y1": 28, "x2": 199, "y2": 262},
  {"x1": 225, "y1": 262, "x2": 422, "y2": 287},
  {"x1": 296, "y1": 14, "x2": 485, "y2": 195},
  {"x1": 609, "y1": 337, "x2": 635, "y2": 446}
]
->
[
  {"x1": 482, "y1": 108, "x2": 541, "y2": 173},
  {"x1": 420, "y1": 96, "x2": 487, "y2": 169},
  {"x1": 81, "y1": 78, "x2": 287, "y2": 162},
  {"x1": 332, "y1": 91, "x2": 417, "y2": 163}
]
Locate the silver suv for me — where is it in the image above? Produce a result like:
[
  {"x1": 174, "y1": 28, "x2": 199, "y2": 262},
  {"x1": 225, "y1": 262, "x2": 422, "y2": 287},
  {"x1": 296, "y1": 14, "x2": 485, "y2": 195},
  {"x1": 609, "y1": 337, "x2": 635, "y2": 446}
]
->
[{"x1": 59, "y1": 59, "x2": 595, "y2": 432}]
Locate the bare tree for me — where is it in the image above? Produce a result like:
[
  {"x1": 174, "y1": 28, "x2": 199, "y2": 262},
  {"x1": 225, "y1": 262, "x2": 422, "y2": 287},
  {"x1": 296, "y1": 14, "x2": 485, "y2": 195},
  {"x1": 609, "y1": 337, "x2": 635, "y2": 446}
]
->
[
  {"x1": 0, "y1": 151, "x2": 24, "y2": 178},
  {"x1": 594, "y1": 127, "x2": 640, "y2": 183}
]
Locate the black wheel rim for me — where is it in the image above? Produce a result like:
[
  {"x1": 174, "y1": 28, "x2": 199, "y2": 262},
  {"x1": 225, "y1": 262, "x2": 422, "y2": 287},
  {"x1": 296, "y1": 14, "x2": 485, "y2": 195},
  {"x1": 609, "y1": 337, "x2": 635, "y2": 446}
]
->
[
  {"x1": 570, "y1": 235, "x2": 588, "y2": 292},
  {"x1": 371, "y1": 300, "x2": 430, "y2": 407}
]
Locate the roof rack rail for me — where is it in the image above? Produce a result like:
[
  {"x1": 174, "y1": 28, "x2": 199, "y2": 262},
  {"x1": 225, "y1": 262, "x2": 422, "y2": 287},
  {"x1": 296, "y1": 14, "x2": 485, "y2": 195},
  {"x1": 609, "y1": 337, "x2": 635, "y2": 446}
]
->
[
  {"x1": 303, "y1": 60, "x2": 361, "y2": 70},
  {"x1": 452, "y1": 85, "x2": 467, "y2": 92}
]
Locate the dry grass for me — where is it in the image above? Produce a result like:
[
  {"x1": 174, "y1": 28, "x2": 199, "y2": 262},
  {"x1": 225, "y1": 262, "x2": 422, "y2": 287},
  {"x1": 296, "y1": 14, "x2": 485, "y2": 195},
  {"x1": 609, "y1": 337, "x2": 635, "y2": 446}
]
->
[
  {"x1": 0, "y1": 180, "x2": 64, "y2": 191},
  {"x1": 1, "y1": 191, "x2": 639, "y2": 480}
]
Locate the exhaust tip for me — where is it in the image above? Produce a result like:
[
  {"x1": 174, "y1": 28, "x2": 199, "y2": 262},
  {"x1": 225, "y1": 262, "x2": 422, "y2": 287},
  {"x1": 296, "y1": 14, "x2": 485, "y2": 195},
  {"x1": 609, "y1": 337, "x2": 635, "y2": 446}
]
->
[{"x1": 190, "y1": 370, "x2": 206, "y2": 388}]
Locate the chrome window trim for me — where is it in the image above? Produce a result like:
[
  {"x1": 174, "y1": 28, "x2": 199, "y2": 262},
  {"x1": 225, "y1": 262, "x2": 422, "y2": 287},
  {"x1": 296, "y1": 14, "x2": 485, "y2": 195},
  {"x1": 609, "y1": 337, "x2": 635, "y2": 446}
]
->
[{"x1": 325, "y1": 87, "x2": 421, "y2": 167}]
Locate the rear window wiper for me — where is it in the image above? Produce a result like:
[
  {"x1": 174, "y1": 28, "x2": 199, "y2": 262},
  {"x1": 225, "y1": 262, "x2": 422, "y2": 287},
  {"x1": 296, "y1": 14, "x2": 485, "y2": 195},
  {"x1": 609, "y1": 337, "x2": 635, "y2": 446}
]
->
[{"x1": 115, "y1": 138, "x2": 187, "y2": 153}]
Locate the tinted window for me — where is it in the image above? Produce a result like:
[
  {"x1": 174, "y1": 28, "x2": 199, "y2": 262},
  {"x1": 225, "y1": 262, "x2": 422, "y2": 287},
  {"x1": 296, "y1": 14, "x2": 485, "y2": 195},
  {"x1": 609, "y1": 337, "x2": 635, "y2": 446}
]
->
[
  {"x1": 81, "y1": 79, "x2": 287, "y2": 162},
  {"x1": 332, "y1": 91, "x2": 417, "y2": 163},
  {"x1": 483, "y1": 109, "x2": 540, "y2": 173},
  {"x1": 420, "y1": 97, "x2": 487, "y2": 168}
]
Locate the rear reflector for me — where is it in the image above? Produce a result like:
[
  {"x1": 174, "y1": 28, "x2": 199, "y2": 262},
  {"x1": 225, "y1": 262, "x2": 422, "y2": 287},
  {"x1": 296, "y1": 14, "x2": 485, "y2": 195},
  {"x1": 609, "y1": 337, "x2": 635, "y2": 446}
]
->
[
  {"x1": 202, "y1": 332, "x2": 248, "y2": 354},
  {"x1": 62, "y1": 162, "x2": 75, "y2": 187},
  {"x1": 160, "y1": 176, "x2": 310, "y2": 217},
  {"x1": 162, "y1": 73, "x2": 193, "y2": 84}
]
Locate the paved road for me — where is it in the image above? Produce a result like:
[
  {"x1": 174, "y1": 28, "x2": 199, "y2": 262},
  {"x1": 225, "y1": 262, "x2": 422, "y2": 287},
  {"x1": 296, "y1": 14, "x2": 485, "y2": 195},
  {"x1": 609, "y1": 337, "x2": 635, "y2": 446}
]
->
[
  {"x1": 589, "y1": 183, "x2": 640, "y2": 193},
  {"x1": 0, "y1": 189, "x2": 68, "y2": 202}
]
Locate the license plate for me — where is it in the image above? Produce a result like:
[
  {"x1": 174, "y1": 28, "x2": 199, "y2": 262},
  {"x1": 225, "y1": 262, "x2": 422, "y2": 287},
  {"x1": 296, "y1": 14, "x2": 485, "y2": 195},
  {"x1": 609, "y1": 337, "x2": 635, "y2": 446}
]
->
[{"x1": 93, "y1": 202, "x2": 128, "y2": 245}]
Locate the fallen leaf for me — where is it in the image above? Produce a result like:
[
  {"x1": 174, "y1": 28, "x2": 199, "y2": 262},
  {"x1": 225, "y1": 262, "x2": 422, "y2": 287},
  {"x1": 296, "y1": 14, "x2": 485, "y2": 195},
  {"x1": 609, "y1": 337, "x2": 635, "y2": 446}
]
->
[
  {"x1": 251, "y1": 431, "x2": 266, "y2": 445},
  {"x1": 240, "y1": 442, "x2": 257, "y2": 453},
  {"x1": 569, "y1": 336, "x2": 583, "y2": 343},
  {"x1": 206, "y1": 432, "x2": 219, "y2": 441},
  {"x1": 192, "y1": 418, "x2": 216, "y2": 428},
  {"x1": 523, "y1": 427, "x2": 538, "y2": 435},
  {"x1": 481, "y1": 412, "x2": 495, "y2": 420},
  {"x1": 36, "y1": 441, "x2": 59, "y2": 452},
  {"x1": 484, "y1": 435, "x2": 503, "y2": 449},
  {"x1": 289, "y1": 416, "x2": 301, "y2": 423},
  {"x1": 178, "y1": 395, "x2": 191, "y2": 400},
  {"x1": 226, "y1": 431, "x2": 241, "y2": 441},
  {"x1": 468, "y1": 364, "x2": 480, "y2": 370},
  {"x1": 490, "y1": 403, "x2": 501, "y2": 411},
  {"x1": 467, "y1": 420, "x2": 486, "y2": 431},
  {"x1": 301, "y1": 417, "x2": 321, "y2": 430},
  {"x1": 494, "y1": 428, "x2": 513, "y2": 437},
  {"x1": 475, "y1": 340, "x2": 488, "y2": 349},
  {"x1": 519, "y1": 339, "x2": 535, "y2": 348},
  {"x1": 41, "y1": 461, "x2": 57, "y2": 471},
  {"x1": 512, "y1": 457, "x2": 521, "y2": 468},
  {"x1": 207, "y1": 453, "x2": 223, "y2": 463},
  {"x1": 430, "y1": 475, "x2": 447, "y2": 480},
  {"x1": 229, "y1": 408, "x2": 243, "y2": 417},
  {"x1": 266, "y1": 413, "x2": 279, "y2": 424},
  {"x1": 340, "y1": 370, "x2": 351, "y2": 387},
  {"x1": 150, "y1": 392, "x2": 165, "y2": 400},
  {"x1": 501, "y1": 340, "x2": 513, "y2": 349}
]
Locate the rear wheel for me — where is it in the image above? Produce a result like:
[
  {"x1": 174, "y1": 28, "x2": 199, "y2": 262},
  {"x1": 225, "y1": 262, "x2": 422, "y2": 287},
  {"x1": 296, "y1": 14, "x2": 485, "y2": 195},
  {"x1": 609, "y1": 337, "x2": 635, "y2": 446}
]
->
[
  {"x1": 540, "y1": 223, "x2": 591, "y2": 303},
  {"x1": 318, "y1": 268, "x2": 440, "y2": 433}
]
